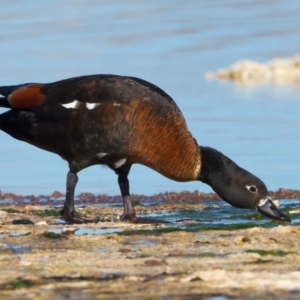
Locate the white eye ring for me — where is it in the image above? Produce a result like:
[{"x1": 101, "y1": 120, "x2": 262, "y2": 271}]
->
[{"x1": 246, "y1": 185, "x2": 257, "y2": 193}]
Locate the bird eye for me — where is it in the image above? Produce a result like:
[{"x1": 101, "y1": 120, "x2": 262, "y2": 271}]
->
[{"x1": 246, "y1": 185, "x2": 257, "y2": 193}]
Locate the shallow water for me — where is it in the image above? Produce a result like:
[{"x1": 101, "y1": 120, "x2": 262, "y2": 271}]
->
[
  {"x1": 130, "y1": 199, "x2": 300, "y2": 233},
  {"x1": 1, "y1": 1, "x2": 300, "y2": 196},
  {"x1": 34, "y1": 199, "x2": 299, "y2": 237}
]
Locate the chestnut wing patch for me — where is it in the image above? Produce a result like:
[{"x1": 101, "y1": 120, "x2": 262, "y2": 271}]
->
[{"x1": 8, "y1": 84, "x2": 46, "y2": 109}]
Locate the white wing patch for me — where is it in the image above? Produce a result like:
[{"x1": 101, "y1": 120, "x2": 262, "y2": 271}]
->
[
  {"x1": 96, "y1": 153, "x2": 108, "y2": 159},
  {"x1": 114, "y1": 158, "x2": 126, "y2": 168},
  {"x1": 62, "y1": 100, "x2": 80, "y2": 109},
  {"x1": 86, "y1": 103, "x2": 99, "y2": 110},
  {"x1": 61, "y1": 101, "x2": 100, "y2": 110}
]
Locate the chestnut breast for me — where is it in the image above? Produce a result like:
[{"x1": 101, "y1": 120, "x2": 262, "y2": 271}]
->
[{"x1": 127, "y1": 97, "x2": 200, "y2": 181}]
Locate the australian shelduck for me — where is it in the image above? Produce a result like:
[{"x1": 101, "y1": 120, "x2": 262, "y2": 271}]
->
[{"x1": 0, "y1": 75, "x2": 290, "y2": 223}]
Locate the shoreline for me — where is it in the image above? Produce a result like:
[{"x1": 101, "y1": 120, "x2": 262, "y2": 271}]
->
[{"x1": 0, "y1": 187, "x2": 299, "y2": 207}]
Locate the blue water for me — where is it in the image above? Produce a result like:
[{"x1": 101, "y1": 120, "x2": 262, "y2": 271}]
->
[{"x1": 1, "y1": 0, "x2": 300, "y2": 196}]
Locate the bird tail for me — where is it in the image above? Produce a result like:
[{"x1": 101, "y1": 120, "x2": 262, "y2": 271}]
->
[{"x1": 0, "y1": 96, "x2": 10, "y2": 109}]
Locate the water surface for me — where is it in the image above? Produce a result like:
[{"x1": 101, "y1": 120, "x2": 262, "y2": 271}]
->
[{"x1": 1, "y1": 0, "x2": 300, "y2": 196}]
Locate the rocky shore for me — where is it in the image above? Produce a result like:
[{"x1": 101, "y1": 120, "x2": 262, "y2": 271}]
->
[
  {"x1": 1, "y1": 187, "x2": 299, "y2": 207},
  {"x1": 0, "y1": 190, "x2": 299, "y2": 299}
]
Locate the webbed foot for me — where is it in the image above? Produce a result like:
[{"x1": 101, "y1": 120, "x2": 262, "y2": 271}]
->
[
  {"x1": 120, "y1": 213, "x2": 169, "y2": 224},
  {"x1": 60, "y1": 208, "x2": 100, "y2": 224}
]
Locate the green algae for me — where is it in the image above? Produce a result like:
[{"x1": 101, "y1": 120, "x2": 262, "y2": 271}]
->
[
  {"x1": 198, "y1": 252, "x2": 220, "y2": 257},
  {"x1": 117, "y1": 226, "x2": 184, "y2": 236},
  {"x1": 4, "y1": 278, "x2": 33, "y2": 290},
  {"x1": 1, "y1": 208, "x2": 21, "y2": 214},
  {"x1": 245, "y1": 249, "x2": 293, "y2": 257},
  {"x1": 41, "y1": 231, "x2": 64, "y2": 239},
  {"x1": 116, "y1": 220, "x2": 289, "y2": 236},
  {"x1": 9, "y1": 231, "x2": 31, "y2": 237},
  {"x1": 30, "y1": 209, "x2": 60, "y2": 217}
]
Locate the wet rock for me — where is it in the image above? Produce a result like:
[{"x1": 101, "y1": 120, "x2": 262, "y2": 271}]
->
[
  {"x1": 118, "y1": 248, "x2": 137, "y2": 254},
  {"x1": 12, "y1": 219, "x2": 34, "y2": 225},
  {"x1": 41, "y1": 231, "x2": 64, "y2": 239},
  {"x1": 143, "y1": 257, "x2": 168, "y2": 267},
  {"x1": 61, "y1": 227, "x2": 78, "y2": 235},
  {"x1": 234, "y1": 236, "x2": 251, "y2": 244},
  {"x1": 50, "y1": 191, "x2": 65, "y2": 198}
]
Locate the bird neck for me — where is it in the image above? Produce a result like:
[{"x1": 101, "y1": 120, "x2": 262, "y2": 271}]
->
[{"x1": 198, "y1": 146, "x2": 235, "y2": 197}]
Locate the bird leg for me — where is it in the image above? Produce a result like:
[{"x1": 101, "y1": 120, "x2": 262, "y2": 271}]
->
[
  {"x1": 60, "y1": 171, "x2": 99, "y2": 224},
  {"x1": 115, "y1": 165, "x2": 168, "y2": 224},
  {"x1": 115, "y1": 165, "x2": 137, "y2": 221}
]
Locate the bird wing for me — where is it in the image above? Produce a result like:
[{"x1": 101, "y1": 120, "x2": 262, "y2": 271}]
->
[{"x1": 1, "y1": 75, "x2": 182, "y2": 113}]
